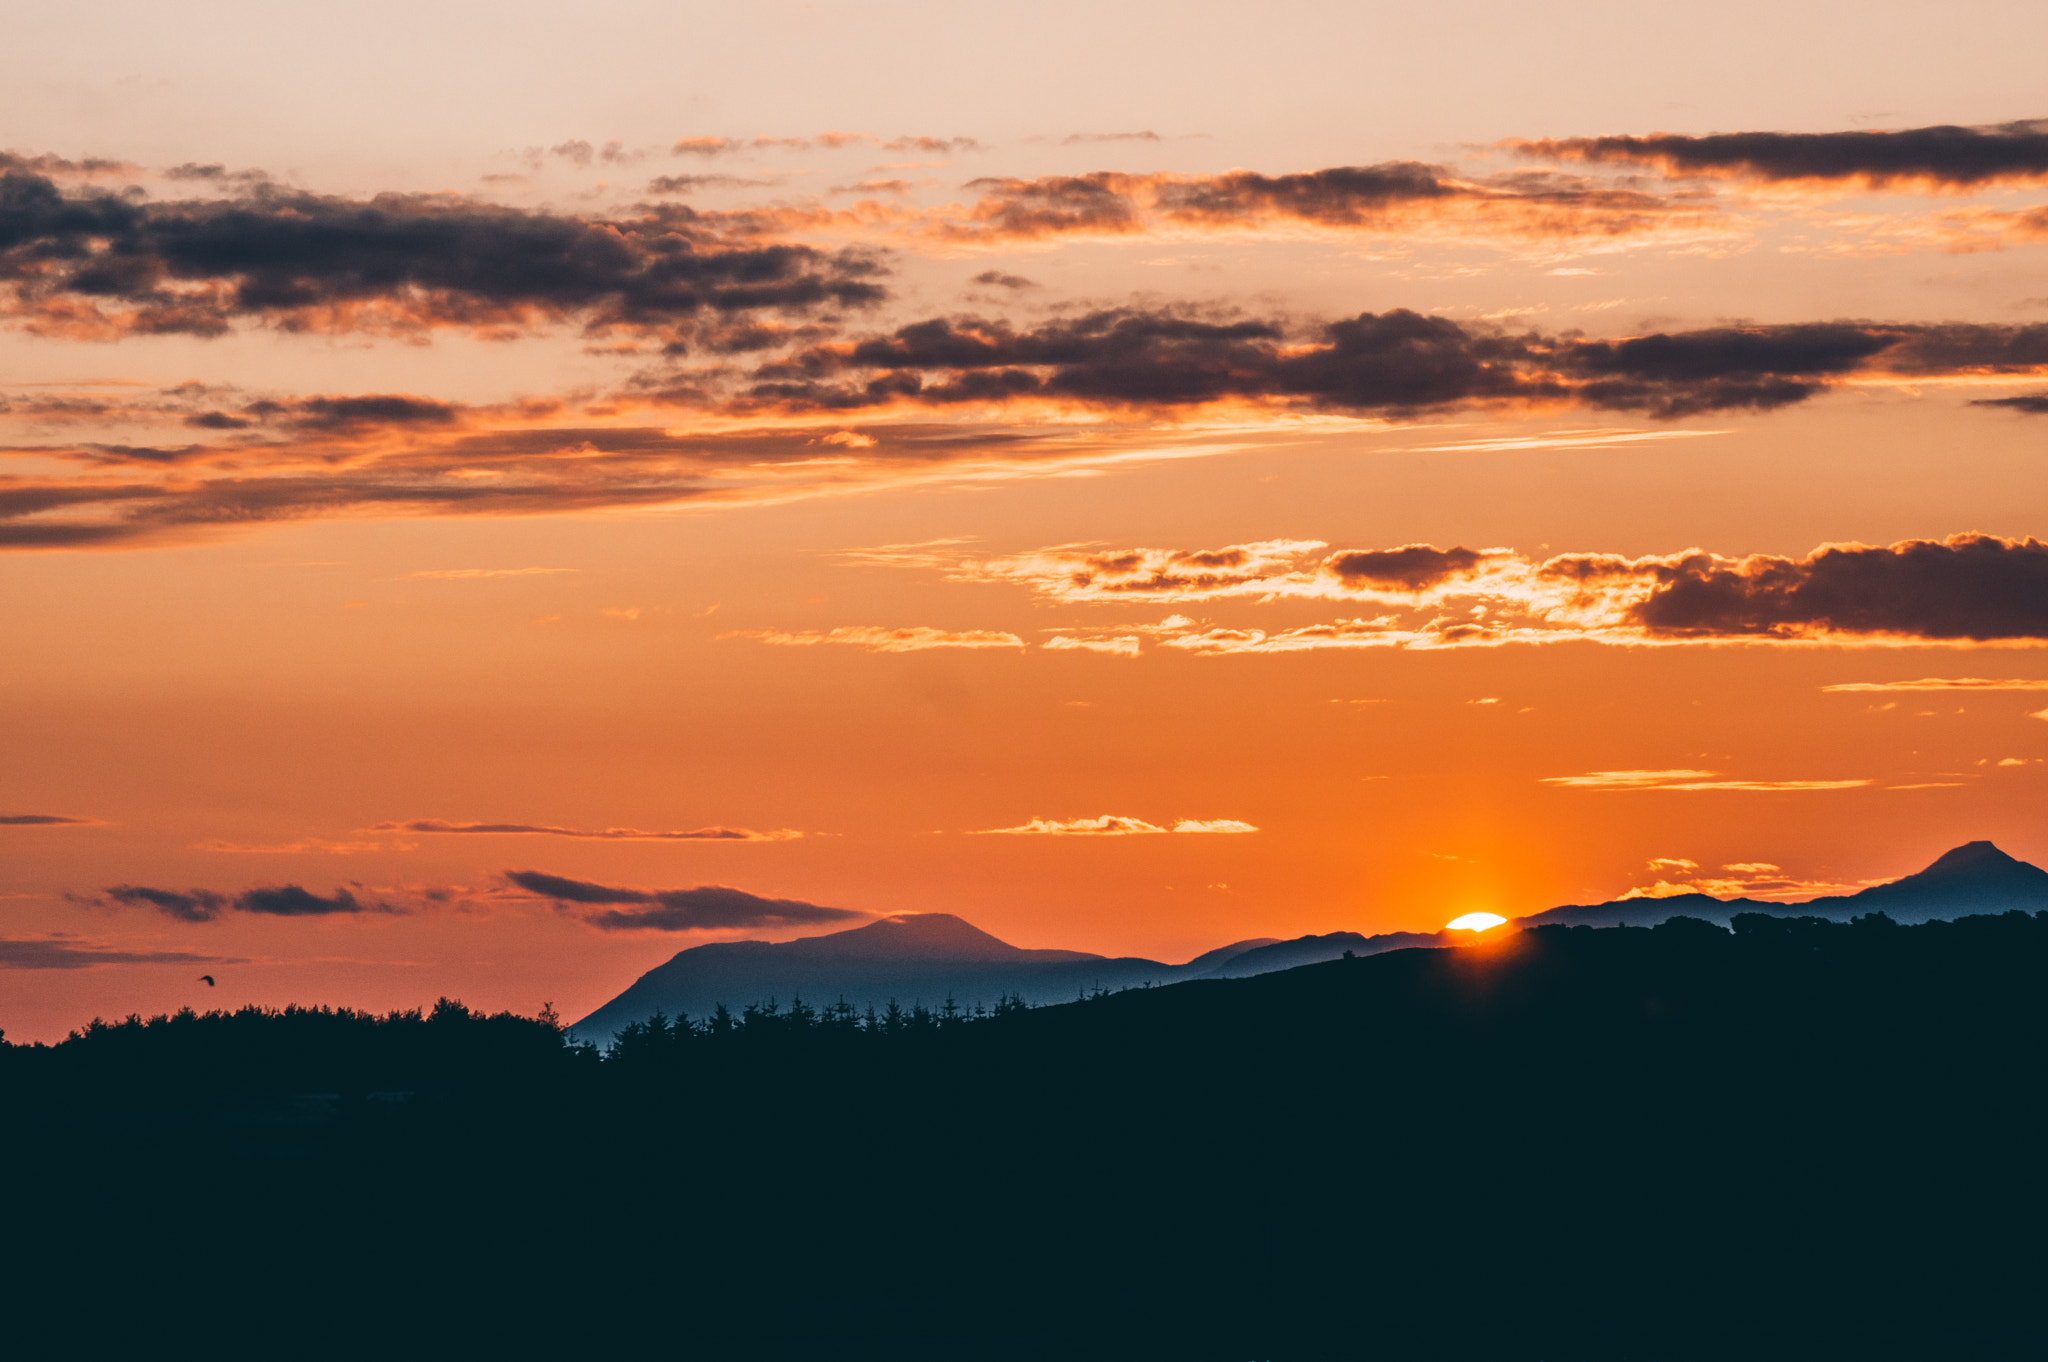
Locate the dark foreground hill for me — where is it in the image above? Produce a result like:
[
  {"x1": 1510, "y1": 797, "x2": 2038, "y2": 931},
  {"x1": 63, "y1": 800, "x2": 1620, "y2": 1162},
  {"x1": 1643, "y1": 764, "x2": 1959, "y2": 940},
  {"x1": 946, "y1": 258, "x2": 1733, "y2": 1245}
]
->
[
  {"x1": 7, "y1": 909, "x2": 2046, "y2": 1358},
  {"x1": 573, "y1": 840, "x2": 2048, "y2": 1041}
]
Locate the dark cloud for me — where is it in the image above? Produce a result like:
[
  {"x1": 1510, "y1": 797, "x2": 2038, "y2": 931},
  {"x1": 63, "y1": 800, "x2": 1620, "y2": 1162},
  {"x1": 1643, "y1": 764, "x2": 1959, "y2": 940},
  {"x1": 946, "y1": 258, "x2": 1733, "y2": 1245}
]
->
[
  {"x1": 1626, "y1": 534, "x2": 2048, "y2": 640},
  {"x1": 1510, "y1": 119, "x2": 2048, "y2": 187},
  {"x1": 101, "y1": 882, "x2": 387, "y2": 921},
  {"x1": 0, "y1": 151, "x2": 135, "y2": 178},
  {"x1": 751, "y1": 309, "x2": 2048, "y2": 419},
  {"x1": 104, "y1": 885, "x2": 229, "y2": 922},
  {"x1": 969, "y1": 271, "x2": 1037, "y2": 290},
  {"x1": 0, "y1": 169, "x2": 886, "y2": 340},
  {"x1": 1973, "y1": 392, "x2": 2048, "y2": 414},
  {"x1": 1155, "y1": 163, "x2": 1457, "y2": 224},
  {"x1": 236, "y1": 885, "x2": 381, "y2": 916},
  {"x1": 1, "y1": 938, "x2": 239, "y2": 970},
  {"x1": 504, "y1": 870, "x2": 863, "y2": 930},
  {"x1": 1327, "y1": 545, "x2": 1492, "y2": 590},
  {"x1": 1, "y1": 813, "x2": 95, "y2": 825},
  {"x1": 645, "y1": 174, "x2": 775, "y2": 195},
  {"x1": 285, "y1": 395, "x2": 461, "y2": 430},
  {"x1": 946, "y1": 163, "x2": 1716, "y2": 245}
]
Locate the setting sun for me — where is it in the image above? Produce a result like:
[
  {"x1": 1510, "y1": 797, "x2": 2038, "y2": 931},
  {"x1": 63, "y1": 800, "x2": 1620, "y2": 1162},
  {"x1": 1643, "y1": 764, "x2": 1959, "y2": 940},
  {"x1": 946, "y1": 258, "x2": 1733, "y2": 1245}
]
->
[{"x1": 1445, "y1": 913, "x2": 1510, "y2": 933}]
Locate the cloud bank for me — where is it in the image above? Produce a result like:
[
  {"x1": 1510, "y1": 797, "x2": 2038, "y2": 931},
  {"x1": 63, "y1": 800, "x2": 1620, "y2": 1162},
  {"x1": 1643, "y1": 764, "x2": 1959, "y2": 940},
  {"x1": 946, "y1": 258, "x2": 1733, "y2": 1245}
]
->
[{"x1": 503, "y1": 870, "x2": 863, "y2": 931}]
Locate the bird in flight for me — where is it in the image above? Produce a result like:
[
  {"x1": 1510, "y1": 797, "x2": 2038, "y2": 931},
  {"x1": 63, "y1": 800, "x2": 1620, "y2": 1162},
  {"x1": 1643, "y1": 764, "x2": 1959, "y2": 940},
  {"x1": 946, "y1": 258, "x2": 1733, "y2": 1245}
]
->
[{"x1": 199, "y1": 975, "x2": 215, "y2": 986}]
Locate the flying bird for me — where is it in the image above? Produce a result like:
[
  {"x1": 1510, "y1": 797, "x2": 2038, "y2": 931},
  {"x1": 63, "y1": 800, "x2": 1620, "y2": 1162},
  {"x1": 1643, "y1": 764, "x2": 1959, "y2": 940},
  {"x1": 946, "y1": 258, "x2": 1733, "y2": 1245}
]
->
[{"x1": 199, "y1": 975, "x2": 215, "y2": 986}]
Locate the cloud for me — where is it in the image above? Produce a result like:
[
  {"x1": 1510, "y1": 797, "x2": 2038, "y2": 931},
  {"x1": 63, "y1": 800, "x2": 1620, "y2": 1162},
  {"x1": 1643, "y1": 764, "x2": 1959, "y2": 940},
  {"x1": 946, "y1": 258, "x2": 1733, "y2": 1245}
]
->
[
  {"x1": 0, "y1": 169, "x2": 885, "y2": 341},
  {"x1": 100, "y1": 882, "x2": 390, "y2": 921},
  {"x1": 1821, "y1": 677, "x2": 2048, "y2": 692},
  {"x1": 1, "y1": 938, "x2": 242, "y2": 970},
  {"x1": 948, "y1": 533, "x2": 2048, "y2": 647},
  {"x1": 1507, "y1": 118, "x2": 2048, "y2": 189},
  {"x1": 7, "y1": 304, "x2": 2047, "y2": 550},
  {"x1": 744, "y1": 309, "x2": 2048, "y2": 420},
  {"x1": 1061, "y1": 132, "x2": 1163, "y2": 145},
  {"x1": 1043, "y1": 635, "x2": 1142, "y2": 657},
  {"x1": 724, "y1": 625, "x2": 1026, "y2": 652},
  {"x1": 1616, "y1": 858, "x2": 1866, "y2": 900},
  {"x1": 0, "y1": 813, "x2": 97, "y2": 825},
  {"x1": 1541, "y1": 770, "x2": 1871, "y2": 792},
  {"x1": 969, "y1": 270, "x2": 1038, "y2": 290},
  {"x1": 502, "y1": 870, "x2": 862, "y2": 931},
  {"x1": 373, "y1": 819, "x2": 798, "y2": 841},
  {"x1": 0, "y1": 152, "x2": 137, "y2": 179},
  {"x1": 971, "y1": 815, "x2": 1170, "y2": 835},
  {"x1": 1972, "y1": 392, "x2": 2048, "y2": 414},
  {"x1": 968, "y1": 815, "x2": 1255, "y2": 835},
  {"x1": 935, "y1": 164, "x2": 1725, "y2": 250},
  {"x1": 1621, "y1": 534, "x2": 2048, "y2": 640}
]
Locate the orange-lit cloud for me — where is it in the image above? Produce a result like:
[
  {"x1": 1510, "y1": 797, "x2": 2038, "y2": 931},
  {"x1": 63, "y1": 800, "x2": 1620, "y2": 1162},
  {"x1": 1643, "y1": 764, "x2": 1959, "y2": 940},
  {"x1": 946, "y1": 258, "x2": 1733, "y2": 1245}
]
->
[
  {"x1": 725, "y1": 625, "x2": 1026, "y2": 652},
  {"x1": 927, "y1": 533, "x2": 2048, "y2": 648},
  {"x1": 1616, "y1": 857, "x2": 1869, "y2": 899},
  {"x1": 1542, "y1": 770, "x2": 1872, "y2": 792},
  {"x1": 967, "y1": 814, "x2": 1257, "y2": 836},
  {"x1": 1821, "y1": 677, "x2": 2048, "y2": 691}
]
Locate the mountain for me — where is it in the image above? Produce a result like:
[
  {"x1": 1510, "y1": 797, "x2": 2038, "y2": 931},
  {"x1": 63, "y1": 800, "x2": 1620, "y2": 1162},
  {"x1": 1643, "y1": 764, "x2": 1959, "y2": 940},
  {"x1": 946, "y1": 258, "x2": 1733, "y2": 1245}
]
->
[
  {"x1": 1517, "y1": 840, "x2": 2048, "y2": 930},
  {"x1": 1844, "y1": 840, "x2": 2048, "y2": 919},
  {"x1": 1200, "y1": 929, "x2": 1447, "y2": 978},
  {"x1": 570, "y1": 913, "x2": 1280, "y2": 1041},
  {"x1": 573, "y1": 841, "x2": 2048, "y2": 1042}
]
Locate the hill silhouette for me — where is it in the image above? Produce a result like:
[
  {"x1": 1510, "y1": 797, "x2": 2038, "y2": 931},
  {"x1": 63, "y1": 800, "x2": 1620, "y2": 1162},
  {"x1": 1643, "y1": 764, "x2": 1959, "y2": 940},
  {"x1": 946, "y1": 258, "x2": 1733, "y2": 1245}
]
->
[
  {"x1": 570, "y1": 912, "x2": 1280, "y2": 1040},
  {"x1": 6, "y1": 907, "x2": 2044, "y2": 1357},
  {"x1": 574, "y1": 840, "x2": 2046, "y2": 1040}
]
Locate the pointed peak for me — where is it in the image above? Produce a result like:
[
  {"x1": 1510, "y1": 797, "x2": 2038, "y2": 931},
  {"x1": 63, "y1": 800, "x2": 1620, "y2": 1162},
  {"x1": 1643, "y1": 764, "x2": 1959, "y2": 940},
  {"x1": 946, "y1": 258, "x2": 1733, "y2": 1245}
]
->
[
  {"x1": 783, "y1": 912, "x2": 1030, "y2": 961},
  {"x1": 1918, "y1": 840, "x2": 2016, "y2": 875}
]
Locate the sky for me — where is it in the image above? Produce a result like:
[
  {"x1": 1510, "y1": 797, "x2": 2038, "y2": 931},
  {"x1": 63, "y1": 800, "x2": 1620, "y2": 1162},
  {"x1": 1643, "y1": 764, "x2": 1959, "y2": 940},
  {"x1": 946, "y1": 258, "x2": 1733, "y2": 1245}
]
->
[{"x1": 4, "y1": 0, "x2": 2047, "y2": 1040}]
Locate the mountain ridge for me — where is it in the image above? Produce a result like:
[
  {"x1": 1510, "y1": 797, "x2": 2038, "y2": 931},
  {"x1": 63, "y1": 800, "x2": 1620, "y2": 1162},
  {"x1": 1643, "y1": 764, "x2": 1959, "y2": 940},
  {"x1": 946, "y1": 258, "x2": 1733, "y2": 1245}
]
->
[{"x1": 570, "y1": 840, "x2": 2048, "y2": 1041}]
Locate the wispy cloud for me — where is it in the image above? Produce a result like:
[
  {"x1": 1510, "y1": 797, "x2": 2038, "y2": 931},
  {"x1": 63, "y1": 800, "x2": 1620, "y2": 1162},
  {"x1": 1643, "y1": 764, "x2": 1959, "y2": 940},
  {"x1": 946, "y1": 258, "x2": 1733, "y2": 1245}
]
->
[
  {"x1": 372, "y1": 819, "x2": 799, "y2": 842},
  {"x1": 968, "y1": 814, "x2": 1256, "y2": 835},
  {"x1": 1, "y1": 813, "x2": 99, "y2": 826},
  {"x1": 1542, "y1": 769, "x2": 1872, "y2": 792},
  {"x1": 1, "y1": 938, "x2": 244, "y2": 971},
  {"x1": 724, "y1": 625, "x2": 1026, "y2": 652},
  {"x1": 1616, "y1": 857, "x2": 1870, "y2": 900},
  {"x1": 92, "y1": 882, "x2": 394, "y2": 921},
  {"x1": 1822, "y1": 677, "x2": 2048, "y2": 691}
]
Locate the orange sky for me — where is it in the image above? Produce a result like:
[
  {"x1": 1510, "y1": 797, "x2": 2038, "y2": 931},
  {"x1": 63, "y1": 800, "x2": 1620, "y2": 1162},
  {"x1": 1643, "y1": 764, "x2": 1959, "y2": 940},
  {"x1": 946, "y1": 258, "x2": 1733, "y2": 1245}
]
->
[{"x1": 4, "y1": 1, "x2": 2047, "y2": 1040}]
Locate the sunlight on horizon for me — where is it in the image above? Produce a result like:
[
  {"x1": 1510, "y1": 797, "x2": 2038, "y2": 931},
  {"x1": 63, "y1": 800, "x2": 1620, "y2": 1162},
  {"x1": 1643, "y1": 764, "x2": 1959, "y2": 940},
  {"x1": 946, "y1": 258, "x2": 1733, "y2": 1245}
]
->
[{"x1": 1445, "y1": 912, "x2": 1509, "y2": 932}]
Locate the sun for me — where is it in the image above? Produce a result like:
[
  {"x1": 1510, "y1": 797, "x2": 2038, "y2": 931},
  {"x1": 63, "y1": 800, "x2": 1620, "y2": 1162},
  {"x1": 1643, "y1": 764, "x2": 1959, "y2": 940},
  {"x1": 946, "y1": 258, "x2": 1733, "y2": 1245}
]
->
[{"x1": 1445, "y1": 912, "x2": 1508, "y2": 932}]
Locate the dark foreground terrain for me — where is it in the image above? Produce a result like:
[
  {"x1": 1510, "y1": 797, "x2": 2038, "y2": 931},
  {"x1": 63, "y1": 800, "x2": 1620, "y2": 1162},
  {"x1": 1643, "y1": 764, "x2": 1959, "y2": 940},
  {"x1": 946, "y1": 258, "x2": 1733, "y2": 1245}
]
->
[{"x1": 7, "y1": 912, "x2": 2044, "y2": 1359}]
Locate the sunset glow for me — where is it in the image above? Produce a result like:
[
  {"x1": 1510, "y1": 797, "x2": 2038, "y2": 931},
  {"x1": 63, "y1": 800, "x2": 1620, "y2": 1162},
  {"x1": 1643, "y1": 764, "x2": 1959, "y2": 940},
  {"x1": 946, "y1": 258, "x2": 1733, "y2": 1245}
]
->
[{"x1": 3, "y1": 0, "x2": 2045, "y2": 1046}]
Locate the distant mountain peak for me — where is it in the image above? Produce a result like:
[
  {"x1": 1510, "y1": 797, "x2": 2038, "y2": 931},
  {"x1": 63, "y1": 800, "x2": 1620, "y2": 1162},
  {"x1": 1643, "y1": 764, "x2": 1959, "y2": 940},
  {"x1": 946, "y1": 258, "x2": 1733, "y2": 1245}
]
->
[
  {"x1": 1850, "y1": 840, "x2": 2047, "y2": 907},
  {"x1": 1915, "y1": 841, "x2": 2016, "y2": 876}
]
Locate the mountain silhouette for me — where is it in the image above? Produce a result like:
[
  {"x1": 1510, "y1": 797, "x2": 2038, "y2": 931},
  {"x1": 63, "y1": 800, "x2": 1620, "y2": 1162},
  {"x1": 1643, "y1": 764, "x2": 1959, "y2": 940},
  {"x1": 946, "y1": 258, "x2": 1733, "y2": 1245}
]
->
[
  {"x1": 571, "y1": 913, "x2": 1280, "y2": 1041},
  {"x1": 1516, "y1": 840, "x2": 2048, "y2": 929},
  {"x1": 573, "y1": 840, "x2": 2048, "y2": 1042}
]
